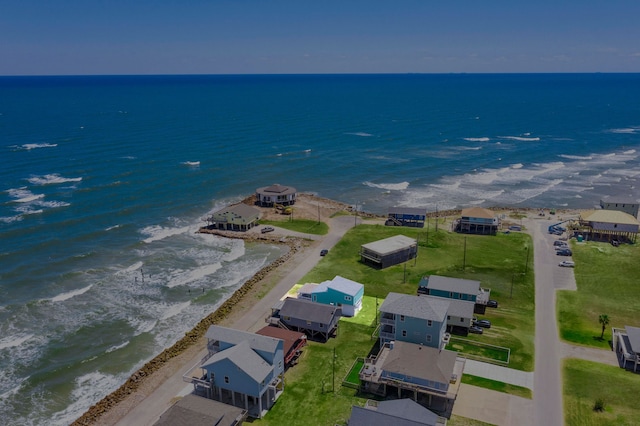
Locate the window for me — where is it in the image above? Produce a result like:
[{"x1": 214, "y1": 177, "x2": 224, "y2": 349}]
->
[
  {"x1": 400, "y1": 315, "x2": 405, "y2": 322},
  {"x1": 284, "y1": 316, "x2": 291, "y2": 321},
  {"x1": 307, "y1": 320, "x2": 312, "y2": 326},
  {"x1": 427, "y1": 335, "x2": 432, "y2": 343},
  {"x1": 460, "y1": 317, "x2": 464, "y2": 322},
  {"x1": 402, "y1": 330, "x2": 407, "y2": 337},
  {"x1": 447, "y1": 315, "x2": 451, "y2": 320},
  {"x1": 345, "y1": 295, "x2": 352, "y2": 301},
  {"x1": 320, "y1": 323, "x2": 324, "y2": 328},
  {"x1": 224, "y1": 376, "x2": 230, "y2": 384},
  {"x1": 427, "y1": 320, "x2": 432, "y2": 327}
]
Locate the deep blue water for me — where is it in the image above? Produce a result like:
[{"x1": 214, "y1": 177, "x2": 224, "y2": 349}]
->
[{"x1": 1, "y1": 73, "x2": 640, "y2": 424}]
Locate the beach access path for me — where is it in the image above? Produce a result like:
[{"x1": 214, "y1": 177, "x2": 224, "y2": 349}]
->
[{"x1": 110, "y1": 215, "x2": 360, "y2": 426}]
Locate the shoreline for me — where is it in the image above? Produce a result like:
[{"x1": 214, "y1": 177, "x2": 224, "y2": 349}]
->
[{"x1": 71, "y1": 195, "x2": 584, "y2": 425}]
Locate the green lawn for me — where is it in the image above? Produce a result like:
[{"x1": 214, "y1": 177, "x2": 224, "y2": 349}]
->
[
  {"x1": 557, "y1": 241, "x2": 640, "y2": 348},
  {"x1": 564, "y1": 358, "x2": 640, "y2": 425},
  {"x1": 260, "y1": 218, "x2": 329, "y2": 235},
  {"x1": 461, "y1": 375, "x2": 532, "y2": 399}
]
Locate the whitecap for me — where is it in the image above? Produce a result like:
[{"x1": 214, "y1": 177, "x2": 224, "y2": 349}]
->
[
  {"x1": 141, "y1": 225, "x2": 191, "y2": 244},
  {"x1": 498, "y1": 136, "x2": 541, "y2": 142},
  {"x1": 20, "y1": 143, "x2": 58, "y2": 150},
  {"x1": 463, "y1": 137, "x2": 490, "y2": 142},
  {"x1": 105, "y1": 341, "x2": 130, "y2": 353},
  {"x1": 181, "y1": 161, "x2": 200, "y2": 167},
  {"x1": 105, "y1": 224, "x2": 121, "y2": 231},
  {"x1": 7, "y1": 187, "x2": 45, "y2": 203},
  {"x1": 608, "y1": 128, "x2": 639, "y2": 134},
  {"x1": 165, "y1": 262, "x2": 223, "y2": 288},
  {"x1": 363, "y1": 181, "x2": 410, "y2": 191},
  {"x1": 622, "y1": 149, "x2": 636, "y2": 155},
  {"x1": 303, "y1": 149, "x2": 312, "y2": 153},
  {"x1": 510, "y1": 163, "x2": 524, "y2": 169},
  {"x1": 0, "y1": 334, "x2": 34, "y2": 350},
  {"x1": 559, "y1": 154, "x2": 593, "y2": 160},
  {"x1": 27, "y1": 174, "x2": 83, "y2": 185},
  {"x1": 345, "y1": 132, "x2": 373, "y2": 137},
  {"x1": 160, "y1": 301, "x2": 191, "y2": 321},
  {"x1": 0, "y1": 215, "x2": 23, "y2": 223},
  {"x1": 120, "y1": 261, "x2": 143, "y2": 273},
  {"x1": 50, "y1": 285, "x2": 92, "y2": 302}
]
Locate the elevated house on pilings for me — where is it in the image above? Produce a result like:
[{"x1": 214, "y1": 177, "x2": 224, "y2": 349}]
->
[
  {"x1": 454, "y1": 207, "x2": 499, "y2": 235},
  {"x1": 600, "y1": 198, "x2": 639, "y2": 219},
  {"x1": 205, "y1": 203, "x2": 261, "y2": 232},
  {"x1": 576, "y1": 210, "x2": 639, "y2": 244},
  {"x1": 386, "y1": 207, "x2": 427, "y2": 228},
  {"x1": 255, "y1": 184, "x2": 297, "y2": 207}
]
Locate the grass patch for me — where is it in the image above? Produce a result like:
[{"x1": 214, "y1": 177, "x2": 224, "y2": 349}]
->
[
  {"x1": 564, "y1": 358, "x2": 640, "y2": 425},
  {"x1": 344, "y1": 359, "x2": 364, "y2": 386},
  {"x1": 461, "y1": 375, "x2": 532, "y2": 399},
  {"x1": 260, "y1": 219, "x2": 329, "y2": 235},
  {"x1": 447, "y1": 338, "x2": 510, "y2": 364},
  {"x1": 557, "y1": 241, "x2": 640, "y2": 348}
]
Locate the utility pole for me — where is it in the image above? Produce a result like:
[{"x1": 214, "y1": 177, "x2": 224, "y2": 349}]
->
[
  {"x1": 462, "y1": 237, "x2": 467, "y2": 269},
  {"x1": 435, "y1": 204, "x2": 439, "y2": 232}
]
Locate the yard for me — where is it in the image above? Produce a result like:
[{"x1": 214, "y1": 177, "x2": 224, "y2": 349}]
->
[{"x1": 557, "y1": 241, "x2": 640, "y2": 348}]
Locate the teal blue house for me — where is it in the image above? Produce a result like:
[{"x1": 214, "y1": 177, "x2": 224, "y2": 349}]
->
[
  {"x1": 378, "y1": 292, "x2": 449, "y2": 349},
  {"x1": 301, "y1": 275, "x2": 364, "y2": 317}
]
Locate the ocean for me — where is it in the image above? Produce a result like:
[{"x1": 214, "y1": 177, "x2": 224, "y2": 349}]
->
[{"x1": 1, "y1": 73, "x2": 640, "y2": 424}]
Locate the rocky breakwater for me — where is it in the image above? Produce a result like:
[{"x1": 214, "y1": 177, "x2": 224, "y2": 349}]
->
[{"x1": 72, "y1": 230, "x2": 305, "y2": 425}]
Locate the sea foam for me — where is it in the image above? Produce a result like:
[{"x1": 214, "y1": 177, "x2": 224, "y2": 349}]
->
[
  {"x1": 27, "y1": 174, "x2": 83, "y2": 185},
  {"x1": 363, "y1": 181, "x2": 410, "y2": 191},
  {"x1": 50, "y1": 285, "x2": 93, "y2": 303}
]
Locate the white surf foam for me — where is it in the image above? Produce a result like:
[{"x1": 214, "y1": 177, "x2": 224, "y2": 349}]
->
[
  {"x1": 7, "y1": 188, "x2": 45, "y2": 203},
  {"x1": 165, "y1": 263, "x2": 223, "y2": 288},
  {"x1": 559, "y1": 154, "x2": 593, "y2": 160},
  {"x1": 363, "y1": 181, "x2": 410, "y2": 191},
  {"x1": 498, "y1": 136, "x2": 541, "y2": 142},
  {"x1": 105, "y1": 224, "x2": 121, "y2": 231},
  {"x1": 345, "y1": 132, "x2": 373, "y2": 137},
  {"x1": 141, "y1": 225, "x2": 191, "y2": 244},
  {"x1": 463, "y1": 137, "x2": 490, "y2": 142},
  {"x1": 105, "y1": 340, "x2": 130, "y2": 353},
  {"x1": 181, "y1": 161, "x2": 200, "y2": 167},
  {"x1": 50, "y1": 285, "x2": 93, "y2": 302},
  {"x1": 121, "y1": 261, "x2": 143, "y2": 273},
  {"x1": 160, "y1": 301, "x2": 191, "y2": 321},
  {"x1": 608, "y1": 127, "x2": 639, "y2": 134},
  {"x1": 27, "y1": 174, "x2": 83, "y2": 185},
  {"x1": 20, "y1": 143, "x2": 58, "y2": 150},
  {"x1": 0, "y1": 334, "x2": 34, "y2": 350}
]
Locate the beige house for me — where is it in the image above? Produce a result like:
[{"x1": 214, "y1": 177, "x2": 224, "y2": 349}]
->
[
  {"x1": 578, "y1": 210, "x2": 639, "y2": 243},
  {"x1": 256, "y1": 184, "x2": 297, "y2": 207},
  {"x1": 455, "y1": 207, "x2": 499, "y2": 235},
  {"x1": 205, "y1": 203, "x2": 261, "y2": 231}
]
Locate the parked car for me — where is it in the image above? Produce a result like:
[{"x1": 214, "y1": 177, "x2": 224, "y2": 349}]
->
[
  {"x1": 553, "y1": 240, "x2": 568, "y2": 247},
  {"x1": 486, "y1": 299, "x2": 499, "y2": 308},
  {"x1": 261, "y1": 226, "x2": 275, "y2": 234},
  {"x1": 508, "y1": 225, "x2": 522, "y2": 231},
  {"x1": 469, "y1": 326, "x2": 483, "y2": 335},
  {"x1": 554, "y1": 244, "x2": 569, "y2": 251},
  {"x1": 473, "y1": 319, "x2": 492, "y2": 328},
  {"x1": 320, "y1": 249, "x2": 329, "y2": 256},
  {"x1": 559, "y1": 260, "x2": 575, "y2": 267},
  {"x1": 556, "y1": 248, "x2": 572, "y2": 256}
]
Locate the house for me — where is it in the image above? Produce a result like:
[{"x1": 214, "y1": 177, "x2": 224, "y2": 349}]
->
[
  {"x1": 417, "y1": 275, "x2": 491, "y2": 314},
  {"x1": 578, "y1": 209, "x2": 639, "y2": 243},
  {"x1": 612, "y1": 326, "x2": 640, "y2": 372},
  {"x1": 154, "y1": 394, "x2": 247, "y2": 426},
  {"x1": 378, "y1": 292, "x2": 449, "y2": 349},
  {"x1": 255, "y1": 326, "x2": 306, "y2": 368},
  {"x1": 296, "y1": 275, "x2": 364, "y2": 317},
  {"x1": 386, "y1": 207, "x2": 427, "y2": 228},
  {"x1": 205, "y1": 203, "x2": 261, "y2": 232},
  {"x1": 600, "y1": 198, "x2": 639, "y2": 219},
  {"x1": 360, "y1": 235, "x2": 418, "y2": 269},
  {"x1": 348, "y1": 398, "x2": 447, "y2": 426},
  {"x1": 268, "y1": 297, "x2": 341, "y2": 341},
  {"x1": 359, "y1": 340, "x2": 465, "y2": 414},
  {"x1": 455, "y1": 207, "x2": 499, "y2": 235},
  {"x1": 182, "y1": 325, "x2": 285, "y2": 419},
  {"x1": 255, "y1": 184, "x2": 297, "y2": 207},
  {"x1": 430, "y1": 296, "x2": 475, "y2": 333}
]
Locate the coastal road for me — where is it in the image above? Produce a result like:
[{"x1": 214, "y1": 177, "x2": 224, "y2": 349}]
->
[
  {"x1": 114, "y1": 215, "x2": 359, "y2": 426},
  {"x1": 527, "y1": 218, "x2": 565, "y2": 426}
]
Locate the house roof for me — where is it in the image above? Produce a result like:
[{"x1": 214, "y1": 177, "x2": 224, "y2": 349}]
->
[
  {"x1": 379, "y1": 292, "x2": 449, "y2": 322},
  {"x1": 626, "y1": 326, "x2": 640, "y2": 354},
  {"x1": 154, "y1": 394, "x2": 246, "y2": 426},
  {"x1": 279, "y1": 297, "x2": 341, "y2": 324},
  {"x1": 205, "y1": 325, "x2": 282, "y2": 354},
  {"x1": 421, "y1": 275, "x2": 481, "y2": 295},
  {"x1": 314, "y1": 275, "x2": 364, "y2": 297},
  {"x1": 296, "y1": 283, "x2": 318, "y2": 296},
  {"x1": 461, "y1": 207, "x2": 495, "y2": 219},
  {"x1": 382, "y1": 340, "x2": 457, "y2": 385},
  {"x1": 257, "y1": 184, "x2": 296, "y2": 194},
  {"x1": 349, "y1": 399, "x2": 439, "y2": 426},
  {"x1": 361, "y1": 235, "x2": 417, "y2": 256},
  {"x1": 202, "y1": 340, "x2": 273, "y2": 384},
  {"x1": 215, "y1": 203, "x2": 260, "y2": 218},
  {"x1": 424, "y1": 295, "x2": 475, "y2": 318},
  {"x1": 580, "y1": 209, "x2": 640, "y2": 225},
  {"x1": 256, "y1": 326, "x2": 306, "y2": 358}
]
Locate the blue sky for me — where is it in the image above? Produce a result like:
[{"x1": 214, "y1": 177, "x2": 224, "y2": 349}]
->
[{"x1": 2, "y1": 1, "x2": 639, "y2": 75}]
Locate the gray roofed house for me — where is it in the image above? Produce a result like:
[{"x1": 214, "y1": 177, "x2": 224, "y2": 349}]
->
[
  {"x1": 255, "y1": 184, "x2": 297, "y2": 207},
  {"x1": 380, "y1": 292, "x2": 449, "y2": 322},
  {"x1": 424, "y1": 275, "x2": 481, "y2": 296},
  {"x1": 155, "y1": 394, "x2": 247, "y2": 426},
  {"x1": 382, "y1": 341, "x2": 458, "y2": 386},
  {"x1": 417, "y1": 275, "x2": 491, "y2": 313},
  {"x1": 202, "y1": 340, "x2": 273, "y2": 385},
  {"x1": 205, "y1": 203, "x2": 261, "y2": 232},
  {"x1": 613, "y1": 325, "x2": 640, "y2": 372},
  {"x1": 205, "y1": 325, "x2": 281, "y2": 355},
  {"x1": 360, "y1": 235, "x2": 417, "y2": 269},
  {"x1": 349, "y1": 398, "x2": 445, "y2": 426},
  {"x1": 271, "y1": 297, "x2": 341, "y2": 341}
]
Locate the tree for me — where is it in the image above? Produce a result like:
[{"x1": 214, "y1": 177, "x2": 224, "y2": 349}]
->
[{"x1": 598, "y1": 314, "x2": 610, "y2": 340}]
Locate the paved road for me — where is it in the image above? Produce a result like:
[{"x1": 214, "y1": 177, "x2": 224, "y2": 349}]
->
[
  {"x1": 115, "y1": 215, "x2": 358, "y2": 426},
  {"x1": 527, "y1": 218, "x2": 564, "y2": 426}
]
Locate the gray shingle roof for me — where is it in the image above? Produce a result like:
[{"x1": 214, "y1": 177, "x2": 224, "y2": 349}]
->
[
  {"x1": 202, "y1": 340, "x2": 273, "y2": 383},
  {"x1": 349, "y1": 399, "x2": 439, "y2": 426},
  {"x1": 279, "y1": 297, "x2": 341, "y2": 324},
  {"x1": 423, "y1": 295, "x2": 474, "y2": 318},
  {"x1": 423, "y1": 275, "x2": 481, "y2": 295},
  {"x1": 626, "y1": 326, "x2": 640, "y2": 354},
  {"x1": 361, "y1": 235, "x2": 417, "y2": 256},
  {"x1": 314, "y1": 275, "x2": 363, "y2": 297},
  {"x1": 379, "y1": 292, "x2": 449, "y2": 322},
  {"x1": 205, "y1": 325, "x2": 281, "y2": 354},
  {"x1": 154, "y1": 394, "x2": 246, "y2": 426},
  {"x1": 382, "y1": 340, "x2": 457, "y2": 385}
]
